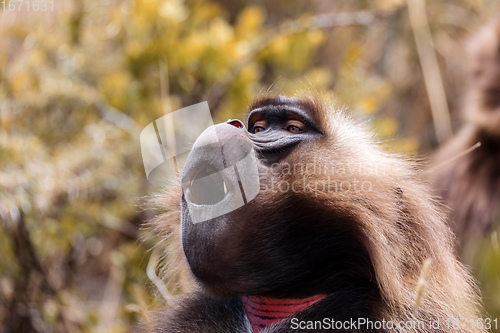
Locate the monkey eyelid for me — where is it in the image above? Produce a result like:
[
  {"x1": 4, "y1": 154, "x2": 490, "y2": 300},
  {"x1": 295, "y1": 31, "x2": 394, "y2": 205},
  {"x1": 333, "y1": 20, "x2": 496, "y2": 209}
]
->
[
  {"x1": 252, "y1": 120, "x2": 268, "y2": 133},
  {"x1": 247, "y1": 112, "x2": 264, "y2": 130},
  {"x1": 285, "y1": 119, "x2": 305, "y2": 130}
]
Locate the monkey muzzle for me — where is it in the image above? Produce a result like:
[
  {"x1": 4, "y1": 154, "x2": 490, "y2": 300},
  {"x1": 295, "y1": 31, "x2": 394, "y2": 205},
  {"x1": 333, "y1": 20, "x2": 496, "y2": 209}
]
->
[{"x1": 181, "y1": 120, "x2": 260, "y2": 223}]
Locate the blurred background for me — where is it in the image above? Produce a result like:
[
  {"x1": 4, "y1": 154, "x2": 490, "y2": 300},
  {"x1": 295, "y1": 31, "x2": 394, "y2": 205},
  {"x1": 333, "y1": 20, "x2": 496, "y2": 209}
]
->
[{"x1": 1, "y1": 0, "x2": 499, "y2": 332}]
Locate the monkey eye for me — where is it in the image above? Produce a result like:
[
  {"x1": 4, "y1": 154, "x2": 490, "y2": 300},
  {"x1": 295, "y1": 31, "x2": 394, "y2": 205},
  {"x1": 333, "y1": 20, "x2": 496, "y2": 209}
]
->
[
  {"x1": 287, "y1": 125, "x2": 302, "y2": 133},
  {"x1": 285, "y1": 120, "x2": 305, "y2": 133},
  {"x1": 252, "y1": 120, "x2": 267, "y2": 134}
]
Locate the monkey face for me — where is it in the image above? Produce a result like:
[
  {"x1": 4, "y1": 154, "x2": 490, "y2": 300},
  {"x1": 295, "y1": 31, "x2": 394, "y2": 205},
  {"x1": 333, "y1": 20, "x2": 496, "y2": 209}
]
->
[
  {"x1": 464, "y1": 21, "x2": 500, "y2": 135},
  {"x1": 468, "y1": 21, "x2": 500, "y2": 90},
  {"x1": 179, "y1": 96, "x2": 375, "y2": 298}
]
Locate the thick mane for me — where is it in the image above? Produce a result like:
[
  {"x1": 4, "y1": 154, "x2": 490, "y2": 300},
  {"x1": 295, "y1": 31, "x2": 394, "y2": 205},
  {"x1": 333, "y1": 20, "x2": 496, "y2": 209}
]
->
[{"x1": 283, "y1": 99, "x2": 483, "y2": 326}]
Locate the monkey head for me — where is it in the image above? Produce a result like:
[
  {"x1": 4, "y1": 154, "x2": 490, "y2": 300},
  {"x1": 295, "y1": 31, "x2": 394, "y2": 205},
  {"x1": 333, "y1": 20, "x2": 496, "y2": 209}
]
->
[
  {"x1": 177, "y1": 95, "x2": 473, "y2": 316},
  {"x1": 465, "y1": 20, "x2": 500, "y2": 136},
  {"x1": 180, "y1": 96, "x2": 363, "y2": 299}
]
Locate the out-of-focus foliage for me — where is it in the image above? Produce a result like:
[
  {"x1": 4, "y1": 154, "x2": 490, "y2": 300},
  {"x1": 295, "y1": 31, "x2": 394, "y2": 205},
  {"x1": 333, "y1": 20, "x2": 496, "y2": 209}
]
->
[
  {"x1": 476, "y1": 225, "x2": 500, "y2": 323},
  {"x1": 1, "y1": 0, "x2": 499, "y2": 331},
  {"x1": 0, "y1": 0, "x2": 341, "y2": 331}
]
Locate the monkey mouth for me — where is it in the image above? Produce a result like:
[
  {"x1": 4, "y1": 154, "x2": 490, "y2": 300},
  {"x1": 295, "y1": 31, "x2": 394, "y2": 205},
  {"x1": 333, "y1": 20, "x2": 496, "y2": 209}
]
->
[{"x1": 183, "y1": 163, "x2": 233, "y2": 206}]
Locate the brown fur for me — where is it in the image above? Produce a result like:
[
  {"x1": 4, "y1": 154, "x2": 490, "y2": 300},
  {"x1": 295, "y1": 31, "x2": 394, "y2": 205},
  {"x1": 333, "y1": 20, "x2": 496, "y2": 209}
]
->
[
  {"x1": 431, "y1": 20, "x2": 500, "y2": 251},
  {"x1": 146, "y1": 94, "x2": 485, "y2": 332}
]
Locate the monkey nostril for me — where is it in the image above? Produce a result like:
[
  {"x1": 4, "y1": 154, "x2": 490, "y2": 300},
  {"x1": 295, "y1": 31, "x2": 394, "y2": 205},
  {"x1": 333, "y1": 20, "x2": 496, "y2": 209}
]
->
[
  {"x1": 227, "y1": 119, "x2": 244, "y2": 129},
  {"x1": 184, "y1": 164, "x2": 230, "y2": 205}
]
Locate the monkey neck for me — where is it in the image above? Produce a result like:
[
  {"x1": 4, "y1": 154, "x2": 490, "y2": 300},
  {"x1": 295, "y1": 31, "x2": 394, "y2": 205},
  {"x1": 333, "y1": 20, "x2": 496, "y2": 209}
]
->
[{"x1": 242, "y1": 294, "x2": 325, "y2": 332}]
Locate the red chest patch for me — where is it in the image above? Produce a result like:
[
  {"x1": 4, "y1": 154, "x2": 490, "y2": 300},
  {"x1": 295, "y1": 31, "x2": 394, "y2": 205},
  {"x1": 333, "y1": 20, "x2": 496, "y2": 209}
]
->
[{"x1": 242, "y1": 294, "x2": 326, "y2": 332}]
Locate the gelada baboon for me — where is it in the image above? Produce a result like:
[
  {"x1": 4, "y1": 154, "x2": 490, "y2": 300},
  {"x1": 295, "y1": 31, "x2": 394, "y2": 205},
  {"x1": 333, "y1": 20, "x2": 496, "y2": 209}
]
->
[
  {"x1": 146, "y1": 96, "x2": 485, "y2": 332},
  {"x1": 431, "y1": 20, "x2": 500, "y2": 254}
]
